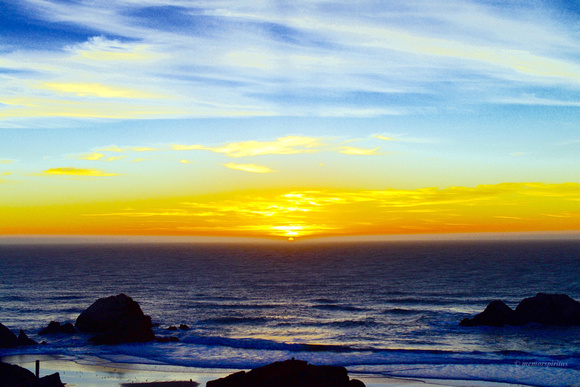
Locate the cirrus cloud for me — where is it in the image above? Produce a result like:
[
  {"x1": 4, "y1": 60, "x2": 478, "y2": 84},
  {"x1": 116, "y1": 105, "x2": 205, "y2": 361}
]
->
[{"x1": 41, "y1": 167, "x2": 118, "y2": 177}]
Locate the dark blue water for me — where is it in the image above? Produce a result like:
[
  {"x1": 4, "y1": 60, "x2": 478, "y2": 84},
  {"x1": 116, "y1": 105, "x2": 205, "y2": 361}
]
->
[{"x1": 1, "y1": 240, "x2": 579, "y2": 385}]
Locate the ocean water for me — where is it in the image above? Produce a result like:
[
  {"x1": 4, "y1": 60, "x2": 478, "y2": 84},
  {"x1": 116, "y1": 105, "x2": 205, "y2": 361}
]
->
[{"x1": 0, "y1": 240, "x2": 579, "y2": 386}]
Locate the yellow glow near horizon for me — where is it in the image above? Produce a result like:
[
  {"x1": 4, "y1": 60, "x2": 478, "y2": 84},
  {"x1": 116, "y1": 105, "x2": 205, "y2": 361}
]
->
[{"x1": 1, "y1": 182, "x2": 578, "y2": 239}]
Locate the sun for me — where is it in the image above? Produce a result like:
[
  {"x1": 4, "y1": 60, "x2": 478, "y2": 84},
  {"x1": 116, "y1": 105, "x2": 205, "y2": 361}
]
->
[{"x1": 287, "y1": 237, "x2": 295, "y2": 242}]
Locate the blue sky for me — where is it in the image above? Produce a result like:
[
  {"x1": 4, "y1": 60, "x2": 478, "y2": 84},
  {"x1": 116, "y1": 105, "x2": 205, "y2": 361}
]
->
[{"x1": 1, "y1": 0, "x2": 579, "y2": 238}]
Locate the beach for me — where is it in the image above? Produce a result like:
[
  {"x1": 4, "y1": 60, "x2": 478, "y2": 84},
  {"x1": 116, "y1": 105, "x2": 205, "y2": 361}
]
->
[{"x1": 2, "y1": 354, "x2": 529, "y2": 387}]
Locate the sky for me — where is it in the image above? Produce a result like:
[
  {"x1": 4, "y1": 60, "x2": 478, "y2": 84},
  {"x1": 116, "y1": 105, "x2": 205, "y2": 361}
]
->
[{"x1": 1, "y1": 0, "x2": 579, "y2": 240}]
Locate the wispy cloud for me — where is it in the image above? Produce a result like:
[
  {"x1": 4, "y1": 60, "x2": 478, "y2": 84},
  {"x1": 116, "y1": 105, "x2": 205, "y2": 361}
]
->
[
  {"x1": 223, "y1": 163, "x2": 274, "y2": 173},
  {"x1": 3, "y1": 0, "x2": 580, "y2": 124},
  {"x1": 74, "y1": 152, "x2": 105, "y2": 161},
  {"x1": 41, "y1": 82, "x2": 161, "y2": 99},
  {"x1": 173, "y1": 135, "x2": 386, "y2": 157},
  {"x1": 0, "y1": 159, "x2": 16, "y2": 164},
  {"x1": 338, "y1": 146, "x2": 381, "y2": 155},
  {"x1": 41, "y1": 167, "x2": 118, "y2": 177}
]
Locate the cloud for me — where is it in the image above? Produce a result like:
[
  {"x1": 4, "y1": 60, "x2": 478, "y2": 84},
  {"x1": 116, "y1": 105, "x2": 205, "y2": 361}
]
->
[
  {"x1": 69, "y1": 36, "x2": 162, "y2": 63},
  {"x1": 41, "y1": 167, "x2": 118, "y2": 177},
  {"x1": 338, "y1": 146, "x2": 381, "y2": 155},
  {"x1": 0, "y1": 97, "x2": 185, "y2": 119},
  {"x1": 497, "y1": 95, "x2": 580, "y2": 107},
  {"x1": 0, "y1": 159, "x2": 15, "y2": 164},
  {"x1": 107, "y1": 156, "x2": 129, "y2": 161},
  {"x1": 41, "y1": 82, "x2": 161, "y2": 99},
  {"x1": 5, "y1": 0, "x2": 580, "y2": 124},
  {"x1": 372, "y1": 134, "x2": 397, "y2": 141},
  {"x1": 173, "y1": 136, "x2": 323, "y2": 157},
  {"x1": 75, "y1": 152, "x2": 105, "y2": 161},
  {"x1": 223, "y1": 163, "x2": 274, "y2": 173}
]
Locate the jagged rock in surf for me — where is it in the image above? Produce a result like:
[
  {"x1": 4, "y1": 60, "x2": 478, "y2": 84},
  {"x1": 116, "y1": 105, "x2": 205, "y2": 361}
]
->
[
  {"x1": 39, "y1": 321, "x2": 77, "y2": 335},
  {"x1": 0, "y1": 323, "x2": 37, "y2": 348},
  {"x1": 460, "y1": 293, "x2": 580, "y2": 327}
]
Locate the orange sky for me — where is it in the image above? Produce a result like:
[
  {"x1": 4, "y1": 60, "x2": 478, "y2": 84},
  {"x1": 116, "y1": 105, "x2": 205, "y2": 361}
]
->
[{"x1": 2, "y1": 183, "x2": 578, "y2": 240}]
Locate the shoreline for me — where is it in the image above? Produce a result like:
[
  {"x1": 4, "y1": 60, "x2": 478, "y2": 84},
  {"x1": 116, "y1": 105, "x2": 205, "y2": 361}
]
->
[{"x1": 2, "y1": 354, "x2": 531, "y2": 387}]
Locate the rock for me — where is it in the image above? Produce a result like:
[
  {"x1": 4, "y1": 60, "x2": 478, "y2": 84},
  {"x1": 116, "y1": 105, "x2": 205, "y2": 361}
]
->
[
  {"x1": 179, "y1": 324, "x2": 190, "y2": 330},
  {"x1": 39, "y1": 321, "x2": 77, "y2": 335},
  {"x1": 460, "y1": 293, "x2": 580, "y2": 327},
  {"x1": 515, "y1": 293, "x2": 580, "y2": 326},
  {"x1": 17, "y1": 330, "x2": 38, "y2": 346},
  {"x1": 27, "y1": 372, "x2": 65, "y2": 387},
  {"x1": 0, "y1": 323, "x2": 37, "y2": 348},
  {"x1": 167, "y1": 326, "x2": 178, "y2": 331},
  {"x1": 75, "y1": 294, "x2": 155, "y2": 345},
  {"x1": 0, "y1": 361, "x2": 36, "y2": 385},
  {"x1": 459, "y1": 300, "x2": 519, "y2": 327},
  {"x1": 206, "y1": 359, "x2": 365, "y2": 387},
  {"x1": 0, "y1": 323, "x2": 19, "y2": 348}
]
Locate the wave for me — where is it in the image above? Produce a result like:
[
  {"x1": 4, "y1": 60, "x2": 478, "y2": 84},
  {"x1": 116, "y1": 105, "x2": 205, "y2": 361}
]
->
[
  {"x1": 312, "y1": 304, "x2": 369, "y2": 312},
  {"x1": 188, "y1": 302, "x2": 278, "y2": 310},
  {"x1": 382, "y1": 308, "x2": 422, "y2": 315},
  {"x1": 196, "y1": 316, "x2": 271, "y2": 325}
]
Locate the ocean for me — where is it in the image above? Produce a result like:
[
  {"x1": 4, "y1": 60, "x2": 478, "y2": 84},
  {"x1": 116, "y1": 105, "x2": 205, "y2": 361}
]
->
[{"x1": 0, "y1": 240, "x2": 579, "y2": 386}]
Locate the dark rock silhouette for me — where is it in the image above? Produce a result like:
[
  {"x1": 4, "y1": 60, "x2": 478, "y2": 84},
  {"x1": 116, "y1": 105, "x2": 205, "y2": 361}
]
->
[
  {"x1": 179, "y1": 324, "x2": 190, "y2": 330},
  {"x1": 17, "y1": 330, "x2": 38, "y2": 346},
  {"x1": 39, "y1": 321, "x2": 77, "y2": 335},
  {"x1": 166, "y1": 326, "x2": 178, "y2": 331},
  {"x1": 459, "y1": 300, "x2": 518, "y2": 327},
  {"x1": 460, "y1": 293, "x2": 580, "y2": 327},
  {"x1": 0, "y1": 361, "x2": 35, "y2": 386},
  {"x1": 27, "y1": 372, "x2": 65, "y2": 387},
  {"x1": 206, "y1": 359, "x2": 365, "y2": 387},
  {"x1": 0, "y1": 323, "x2": 20, "y2": 348},
  {"x1": 0, "y1": 361, "x2": 64, "y2": 387},
  {"x1": 516, "y1": 293, "x2": 580, "y2": 325},
  {"x1": 0, "y1": 323, "x2": 37, "y2": 348},
  {"x1": 75, "y1": 294, "x2": 155, "y2": 345}
]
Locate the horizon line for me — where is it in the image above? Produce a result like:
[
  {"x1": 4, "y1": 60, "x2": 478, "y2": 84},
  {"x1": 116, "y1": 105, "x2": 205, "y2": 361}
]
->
[{"x1": 0, "y1": 231, "x2": 578, "y2": 245}]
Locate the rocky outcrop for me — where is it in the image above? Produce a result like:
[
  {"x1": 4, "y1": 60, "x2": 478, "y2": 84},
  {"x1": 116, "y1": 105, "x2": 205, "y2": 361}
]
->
[
  {"x1": 0, "y1": 323, "x2": 37, "y2": 348},
  {"x1": 39, "y1": 321, "x2": 77, "y2": 335},
  {"x1": 0, "y1": 361, "x2": 36, "y2": 385},
  {"x1": 75, "y1": 294, "x2": 155, "y2": 345},
  {"x1": 515, "y1": 293, "x2": 580, "y2": 325},
  {"x1": 460, "y1": 293, "x2": 580, "y2": 327},
  {"x1": 460, "y1": 300, "x2": 518, "y2": 327},
  {"x1": 206, "y1": 359, "x2": 365, "y2": 387},
  {"x1": 0, "y1": 361, "x2": 64, "y2": 387},
  {"x1": 17, "y1": 330, "x2": 38, "y2": 346},
  {"x1": 27, "y1": 372, "x2": 65, "y2": 387},
  {"x1": 0, "y1": 323, "x2": 19, "y2": 348}
]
